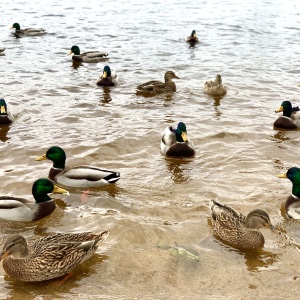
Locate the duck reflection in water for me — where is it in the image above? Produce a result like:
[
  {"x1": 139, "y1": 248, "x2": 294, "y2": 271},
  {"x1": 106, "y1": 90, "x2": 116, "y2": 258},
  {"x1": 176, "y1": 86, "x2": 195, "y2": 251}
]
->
[
  {"x1": 0, "y1": 125, "x2": 11, "y2": 142},
  {"x1": 243, "y1": 249, "x2": 279, "y2": 272},
  {"x1": 100, "y1": 87, "x2": 112, "y2": 104},
  {"x1": 72, "y1": 60, "x2": 83, "y2": 70},
  {"x1": 164, "y1": 157, "x2": 193, "y2": 184}
]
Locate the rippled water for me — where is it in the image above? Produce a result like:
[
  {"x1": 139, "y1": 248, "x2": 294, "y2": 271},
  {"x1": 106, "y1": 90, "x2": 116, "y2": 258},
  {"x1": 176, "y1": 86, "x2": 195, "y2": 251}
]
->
[{"x1": 1, "y1": 0, "x2": 300, "y2": 299}]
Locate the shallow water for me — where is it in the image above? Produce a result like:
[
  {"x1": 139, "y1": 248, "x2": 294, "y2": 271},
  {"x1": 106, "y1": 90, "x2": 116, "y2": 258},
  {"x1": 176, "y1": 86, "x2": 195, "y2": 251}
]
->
[{"x1": 1, "y1": 0, "x2": 300, "y2": 299}]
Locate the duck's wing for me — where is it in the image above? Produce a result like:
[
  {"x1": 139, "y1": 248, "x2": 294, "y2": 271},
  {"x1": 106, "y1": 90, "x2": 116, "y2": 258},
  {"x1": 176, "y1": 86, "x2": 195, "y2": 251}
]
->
[
  {"x1": 137, "y1": 80, "x2": 163, "y2": 91},
  {"x1": 210, "y1": 200, "x2": 244, "y2": 221},
  {"x1": 161, "y1": 126, "x2": 176, "y2": 146},
  {"x1": 83, "y1": 51, "x2": 109, "y2": 58}
]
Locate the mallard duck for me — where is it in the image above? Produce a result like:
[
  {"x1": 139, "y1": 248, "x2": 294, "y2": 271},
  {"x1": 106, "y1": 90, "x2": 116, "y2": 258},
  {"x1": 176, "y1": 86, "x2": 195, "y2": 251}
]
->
[
  {"x1": 35, "y1": 146, "x2": 120, "y2": 188},
  {"x1": 96, "y1": 66, "x2": 118, "y2": 86},
  {"x1": 10, "y1": 23, "x2": 46, "y2": 36},
  {"x1": 204, "y1": 74, "x2": 227, "y2": 97},
  {"x1": 0, "y1": 48, "x2": 5, "y2": 56},
  {"x1": 68, "y1": 45, "x2": 108, "y2": 63},
  {"x1": 185, "y1": 30, "x2": 199, "y2": 43},
  {"x1": 0, "y1": 230, "x2": 109, "y2": 282},
  {"x1": 274, "y1": 101, "x2": 300, "y2": 129},
  {"x1": 0, "y1": 178, "x2": 69, "y2": 222},
  {"x1": 278, "y1": 167, "x2": 300, "y2": 219},
  {"x1": 161, "y1": 122, "x2": 195, "y2": 157},
  {"x1": 136, "y1": 71, "x2": 179, "y2": 95},
  {"x1": 210, "y1": 200, "x2": 278, "y2": 250},
  {"x1": 0, "y1": 99, "x2": 14, "y2": 125}
]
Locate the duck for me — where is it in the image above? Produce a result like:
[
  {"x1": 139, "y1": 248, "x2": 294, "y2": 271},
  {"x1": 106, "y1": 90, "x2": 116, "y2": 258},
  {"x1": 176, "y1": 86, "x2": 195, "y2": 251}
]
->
[
  {"x1": 0, "y1": 178, "x2": 69, "y2": 222},
  {"x1": 0, "y1": 230, "x2": 109, "y2": 282},
  {"x1": 204, "y1": 74, "x2": 227, "y2": 97},
  {"x1": 185, "y1": 30, "x2": 199, "y2": 43},
  {"x1": 136, "y1": 71, "x2": 179, "y2": 95},
  {"x1": 68, "y1": 45, "x2": 108, "y2": 63},
  {"x1": 274, "y1": 101, "x2": 300, "y2": 129},
  {"x1": 161, "y1": 122, "x2": 195, "y2": 157},
  {"x1": 210, "y1": 200, "x2": 278, "y2": 250},
  {"x1": 35, "y1": 146, "x2": 120, "y2": 188},
  {"x1": 96, "y1": 66, "x2": 118, "y2": 86},
  {"x1": 10, "y1": 23, "x2": 46, "y2": 36},
  {"x1": 0, "y1": 99, "x2": 14, "y2": 125},
  {"x1": 278, "y1": 167, "x2": 300, "y2": 219},
  {"x1": 0, "y1": 48, "x2": 5, "y2": 56}
]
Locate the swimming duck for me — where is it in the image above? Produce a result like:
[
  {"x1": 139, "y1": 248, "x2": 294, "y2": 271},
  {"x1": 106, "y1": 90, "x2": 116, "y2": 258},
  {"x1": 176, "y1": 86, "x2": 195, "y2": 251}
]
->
[
  {"x1": 161, "y1": 122, "x2": 195, "y2": 157},
  {"x1": 0, "y1": 99, "x2": 14, "y2": 125},
  {"x1": 136, "y1": 71, "x2": 179, "y2": 95},
  {"x1": 96, "y1": 66, "x2": 118, "y2": 86},
  {"x1": 274, "y1": 101, "x2": 300, "y2": 129},
  {"x1": 0, "y1": 230, "x2": 109, "y2": 282},
  {"x1": 0, "y1": 48, "x2": 5, "y2": 56},
  {"x1": 35, "y1": 146, "x2": 120, "y2": 188},
  {"x1": 278, "y1": 167, "x2": 300, "y2": 219},
  {"x1": 10, "y1": 23, "x2": 46, "y2": 36},
  {"x1": 68, "y1": 45, "x2": 108, "y2": 63},
  {"x1": 210, "y1": 200, "x2": 278, "y2": 250},
  {"x1": 204, "y1": 74, "x2": 227, "y2": 97},
  {"x1": 0, "y1": 178, "x2": 69, "y2": 222},
  {"x1": 185, "y1": 30, "x2": 199, "y2": 43}
]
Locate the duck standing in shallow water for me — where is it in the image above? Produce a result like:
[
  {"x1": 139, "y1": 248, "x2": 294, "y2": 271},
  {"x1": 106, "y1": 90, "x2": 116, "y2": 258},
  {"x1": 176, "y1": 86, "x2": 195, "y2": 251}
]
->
[
  {"x1": 204, "y1": 74, "x2": 227, "y2": 98},
  {"x1": 0, "y1": 99, "x2": 14, "y2": 125},
  {"x1": 68, "y1": 45, "x2": 108, "y2": 63},
  {"x1": 0, "y1": 178, "x2": 69, "y2": 222},
  {"x1": 185, "y1": 30, "x2": 199, "y2": 44},
  {"x1": 96, "y1": 66, "x2": 118, "y2": 86},
  {"x1": 210, "y1": 200, "x2": 278, "y2": 250},
  {"x1": 0, "y1": 231, "x2": 109, "y2": 282},
  {"x1": 161, "y1": 122, "x2": 195, "y2": 157},
  {"x1": 35, "y1": 146, "x2": 120, "y2": 188},
  {"x1": 10, "y1": 23, "x2": 46, "y2": 36},
  {"x1": 274, "y1": 101, "x2": 300, "y2": 129},
  {"x1": 278, "y1": 167, "x2": 300, "y2": 219},
  {"x1": 136, "y1": 71, "x2": 179, "y2": 96}
]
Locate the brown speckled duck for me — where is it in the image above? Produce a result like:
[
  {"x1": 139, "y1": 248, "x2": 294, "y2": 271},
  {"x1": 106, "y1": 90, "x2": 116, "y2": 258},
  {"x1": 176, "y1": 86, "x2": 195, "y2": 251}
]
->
[
  {"x1": 210, "y1": 200, "x2": 278, "y2": 250},
  {"x1": 204, "y1": 74, "x2": 227, "y2": 97},
  {"x1": 136, "y1": 71, "x2": 179, "y2": 95},
  {"x1": 0, "y1": 231, "x2": 109, "y2": 282},
  {"x1": 274, "y1": 101, "x2": 300, "y2": 129}
]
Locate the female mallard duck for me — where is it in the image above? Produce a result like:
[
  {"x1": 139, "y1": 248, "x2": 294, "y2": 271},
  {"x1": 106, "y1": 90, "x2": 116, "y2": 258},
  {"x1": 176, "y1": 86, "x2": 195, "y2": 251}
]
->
[
  {"x1": 0, "y1": 99, "x2": 14, "y2": 125},
  {"x1": 185, "y1": 30, "x2": 199, "y2": 43},
  {"x1": 0, "y1": 178, "x2": 69, "y2": 222},
  {"x1": 35, "y1": 146, "x2": 120, "y2": 188},
  {"x1": 96, "y1": 66, "x2": 118, "y2": 86},
  {"x1": 68, "y1": 45, "x2": 108, "y2": 63},
  {"x1": 204, "y1": 74, "x2": 227, "y2": 97},
  {"x1": 0, "y1": 48, "x2": 5, "y2": 56},
  {"x1": 0, "y1": 230, "x2": 109, "y2": 282},
  {"x1": 161, "y1": 122, "x2": 195, "y2": 157},
  {"x1": 274, "y1": 101, "x2": 300, "y2": 129},
  {"x1": 10, "y1": 23, "x2": 46, "y2": 36},
  {"x1": 278, "y1": 167, "x2": 300, "y2": 219},
  {"x1": 136, "y1": 71, "x2": 179, "y2": 95},
  {"x1": 210, "y1": 200, "x2": 278, "y2": 250}
]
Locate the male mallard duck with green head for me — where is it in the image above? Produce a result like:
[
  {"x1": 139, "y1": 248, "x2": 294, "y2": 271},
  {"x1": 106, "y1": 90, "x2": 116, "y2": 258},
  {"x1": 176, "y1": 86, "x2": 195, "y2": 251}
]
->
[
  {"x1": 0, "y1": 178, "x2": 69, "y2": 222},
  {"x1": 185, "y1": 30, "x2": 199, "y2": 43},
  {"x1": 204, "y1": 74, "x2": 227, "y2": 97},
  {"x1": 96, "y1": 66, "x2": 118, "y2": 86},
  {"x1": 210, "y1": 200, "x2": 278, "y2": 250},
  {"x1": 10, "y1": 23, "x2": 46, "y2": 35},
  {"x1": 0, "y1": 230, "x2": 109, "y2": 282},
  {"x1": 68, "y1": 45, "x2": 108, "y2": 63},
  {"x1": 161, "y1": 122, "x2": 195, "y2": 157},
  {"x1": 0, "y1": 99, "x2": 14, "y2": 125},
  {"x1": 136, "y1": 71, "x2": 179, "y2": 95},
  {"x1": 35, "y1": 146, "x2": 120, "y2": 188},
  {"x1": 274, "y1": 101, "x2": 300, "y2": 129},
  {"x1": 278, "y1": 167, "x2": 300, "y2": 219}
]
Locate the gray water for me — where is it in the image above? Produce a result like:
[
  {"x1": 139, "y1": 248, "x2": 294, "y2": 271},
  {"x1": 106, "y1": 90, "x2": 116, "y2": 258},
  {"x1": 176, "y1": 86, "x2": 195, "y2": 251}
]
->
[{"x1": 1, "y1": 0, "x2": 300, "y2": 299}]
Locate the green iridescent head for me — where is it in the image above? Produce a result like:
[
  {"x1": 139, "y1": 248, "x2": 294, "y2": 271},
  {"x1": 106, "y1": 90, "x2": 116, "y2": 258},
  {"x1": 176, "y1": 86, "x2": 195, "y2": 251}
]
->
[
  {"x1": 11, "y1": 23, "x2": 21, "y2": 30},
  {"x1": 69, "y1": 45, "x2": 80, "y2": 55},
  {"x1": 191, "y1": 30, "x2": 196, "y2": 37},
  {"x1": 279, "y1": 167, "x2": 300, "y2": 197},
  {"x1": 173, "y1": 122, "x2": 188, "y2": 142},
  {"x1": 102, "y1": 66, "x2": 112, "y2": 78},
  {"x1": 35, "y1": 146, "x2": 66, "y2": 169},
  {"x1": 0, "y1": 99, "x2": 8, "y2": 115},
  {"x1": 32, "y1": 178, "x2": 68, "y2": 203},
  {"x1": 275, "y1": 101, "x2": 293, "y2": 118}
]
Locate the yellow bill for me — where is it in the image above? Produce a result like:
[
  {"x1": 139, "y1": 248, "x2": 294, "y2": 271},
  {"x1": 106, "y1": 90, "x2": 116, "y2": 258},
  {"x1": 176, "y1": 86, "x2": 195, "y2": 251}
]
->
[
  {"x1": 275, "y1": 106, "x2": 283, "y2": 113},
  {"x1": 53, "y1": 185, "x2": 70, "y2": 196},
  {"x1": 278, "y1": 173, "x2": 287, "y2": 178},
  {"x1": 35, "y1": 154, "x2": 47, "y2": 161}
]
